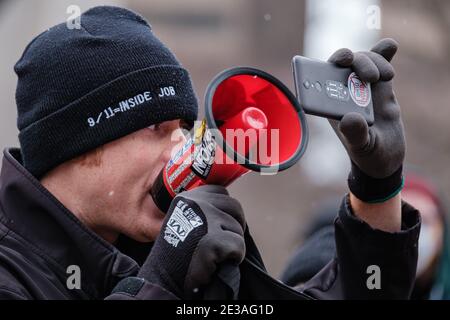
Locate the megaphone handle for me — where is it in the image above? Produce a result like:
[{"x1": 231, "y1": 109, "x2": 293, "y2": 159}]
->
[
  {"x1": 151, "y1": 169, "x2": 175, "y2": 213},
  {"x1": 203, "y1": 262, "x2": 240, "y2": 300}
]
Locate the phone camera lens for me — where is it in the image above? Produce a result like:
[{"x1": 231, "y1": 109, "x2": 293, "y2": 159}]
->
[
  {"x1": 314, "y1": 81, "x2": 322, "y2": 92},
  {"x1": 303, "y1": 80, "x2": 311, "y2": 89}
]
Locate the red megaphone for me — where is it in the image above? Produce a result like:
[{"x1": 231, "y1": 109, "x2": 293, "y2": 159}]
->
[{"x1": 151, "y1": 67, "x2": 309, "y2": 212}]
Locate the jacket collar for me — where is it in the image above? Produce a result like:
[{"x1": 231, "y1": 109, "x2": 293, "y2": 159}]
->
[{"x1": 0, "y1": 148, "x2": 140, "y2": 298}]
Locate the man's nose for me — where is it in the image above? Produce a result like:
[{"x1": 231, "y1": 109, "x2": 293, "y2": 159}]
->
[{"x1": 161, "y1": 129, "x2": 187, "y2": 164}]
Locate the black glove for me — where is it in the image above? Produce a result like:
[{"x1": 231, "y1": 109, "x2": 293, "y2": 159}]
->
[
  {"x1": 137, "y1": 185, "x2": 246, "y2": 299},
  {"x1": 328, "y1": 38, "x2": 405, "y2": 203}
]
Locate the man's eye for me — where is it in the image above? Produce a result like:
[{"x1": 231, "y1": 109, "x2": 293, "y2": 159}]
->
[
  {"x1": 148, "y1": 124, "x2": 161, "y2": 131},
  {"x1": 180, "y1": 119, "x2": 193, "y2": 131}
]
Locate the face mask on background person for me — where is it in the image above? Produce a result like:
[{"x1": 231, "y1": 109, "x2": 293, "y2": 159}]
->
[
  {"x1": 403, "y1": 187, "x2": 444, "y2": 281},
  {"x1": 417, "y1": 223, "x2": 442, "y2": 276}
]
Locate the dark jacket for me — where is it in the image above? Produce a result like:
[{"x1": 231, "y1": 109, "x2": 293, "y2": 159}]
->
[{"x1": 0, "y1": 148, "x2": 421, "y2": 300}]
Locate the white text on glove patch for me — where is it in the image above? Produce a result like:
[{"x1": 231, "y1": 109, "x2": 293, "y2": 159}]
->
[{"x1": 164, "y1": 199, "x2": 203, "y2": 247}]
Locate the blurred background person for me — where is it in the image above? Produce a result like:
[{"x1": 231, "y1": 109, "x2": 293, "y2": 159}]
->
[
  {"x1": 403, "y1": 172, "x2": 450, "y2": 299},
  {"x1": 281, "y1": 170, "x2": 450, "y2": 300}
]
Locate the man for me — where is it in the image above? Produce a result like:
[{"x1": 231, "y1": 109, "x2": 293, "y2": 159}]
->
[{"x1": 0, "y1": 6, "x2": 420, "y2": 300}]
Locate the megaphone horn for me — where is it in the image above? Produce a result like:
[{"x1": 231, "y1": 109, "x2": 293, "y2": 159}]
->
[{"x1": 151, "y1": 67, "x2": 309, "y2": 212}]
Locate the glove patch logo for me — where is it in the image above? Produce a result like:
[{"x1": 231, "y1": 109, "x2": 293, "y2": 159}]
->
[
  {"x1": 164, "y1": 199, "x2": 203, "y2": 247},
  {"x1": 348, "y1": 72, "x2": 371, "y2": 107}
]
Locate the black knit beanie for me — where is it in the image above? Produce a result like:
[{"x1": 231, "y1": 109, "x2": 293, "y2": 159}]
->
[{"x1": 14, "y1": 6, "x2": 198, "y2": 178}]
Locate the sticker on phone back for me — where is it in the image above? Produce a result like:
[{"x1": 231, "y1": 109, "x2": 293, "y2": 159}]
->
[{"x1": 348, "y1": 72, "x2": 371, "y2": 107}]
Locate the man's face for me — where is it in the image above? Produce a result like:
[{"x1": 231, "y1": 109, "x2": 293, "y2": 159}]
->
[{"x1": 69, "y1": 119, "x2": 188, "y2": 243}]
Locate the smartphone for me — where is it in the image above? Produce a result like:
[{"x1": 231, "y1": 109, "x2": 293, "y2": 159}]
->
[{"x1": 292, "y1": 55, "x2": 374, "y2": 125}]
